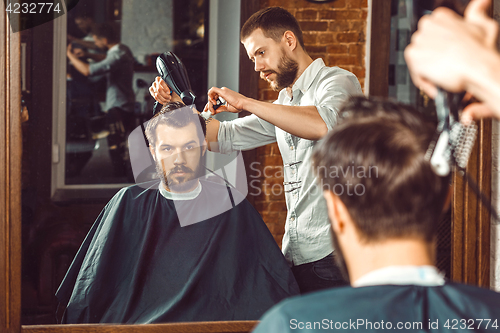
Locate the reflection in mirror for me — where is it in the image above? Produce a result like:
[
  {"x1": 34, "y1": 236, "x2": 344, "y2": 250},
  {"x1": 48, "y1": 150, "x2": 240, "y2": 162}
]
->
[
  {"x1": 22, "y1": 0, "x2": 282, "y2": 326},
  {"x1": 53, "y1": 0, "x2": 209, "y2": 199},
  {"x1": 56, "y1": 104, "x2": 299, "y2": 323}
]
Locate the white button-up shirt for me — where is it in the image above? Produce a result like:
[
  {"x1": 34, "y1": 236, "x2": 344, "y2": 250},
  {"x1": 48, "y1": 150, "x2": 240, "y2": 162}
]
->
[{"x1": 218, "y1": 58, "x2": 362, "y2": 265}]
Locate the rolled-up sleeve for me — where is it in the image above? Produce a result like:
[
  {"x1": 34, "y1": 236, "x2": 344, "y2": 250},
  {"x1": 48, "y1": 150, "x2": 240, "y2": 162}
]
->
[
  {"x1": 315, "y1": 72, "x2": 362, "y2": 131},
  {"x1": 88, "y1": 50, "x2": 120, "y2": 77},
  {"x1": 217, "y1": 114, "x2": 277, "y2": 154}
]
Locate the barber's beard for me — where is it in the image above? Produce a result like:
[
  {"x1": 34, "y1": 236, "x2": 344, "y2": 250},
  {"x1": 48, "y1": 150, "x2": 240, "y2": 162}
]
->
[
  {"x1": 330, "y1": 225, "x2": 350, "y2": 283},
  {"x1": 262, "y1": 53, "x2": 299, "y2": 91},
  {"x1": 155, "y1": 156, "x2": 204, "y2": 193}
]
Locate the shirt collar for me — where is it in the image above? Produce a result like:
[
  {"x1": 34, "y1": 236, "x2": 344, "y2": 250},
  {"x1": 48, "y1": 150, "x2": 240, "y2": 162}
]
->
[
  {"x1": 353, "y1": 265, "x2": 445, "y2": 288},
  {"x1": 108, "y1": 44, "x2": 120, "y2": 52},
  {"x1": 159, "y1": 181, "x2": 202, "y2": 201},
  {"x1": 290, "y1": 58, "x2": 325, "y2": 94}
]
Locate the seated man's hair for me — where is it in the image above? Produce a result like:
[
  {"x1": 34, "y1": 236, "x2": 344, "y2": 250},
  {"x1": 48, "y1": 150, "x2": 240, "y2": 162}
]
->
[
  {"x1": 145, "y1": 102, "x2": 207, "y2": 148},
  {"x1": 91, "y1": 22, "x2": 119, "y2": 44},
  {"x1": 312, "y1": 96, "x2": 450, "y2": 243},
  {"x1": 241, "y1": 7, "x2": 305, "y2": 50}
]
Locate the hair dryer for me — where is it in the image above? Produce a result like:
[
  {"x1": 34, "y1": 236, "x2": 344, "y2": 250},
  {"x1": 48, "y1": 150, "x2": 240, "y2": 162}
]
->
[
  {"x1": 152, "y1": 52, "x2": 225, "y2": 117},
  {"x1": 153, "y1": 52, "x2": 196, "y2": 115}
]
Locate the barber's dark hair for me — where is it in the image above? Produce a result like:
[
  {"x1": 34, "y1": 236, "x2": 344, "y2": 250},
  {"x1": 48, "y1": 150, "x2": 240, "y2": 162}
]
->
[
  {"x1": 241, "y1": 7, "x2": 305, "y2": 50},
  {"x1": 145, "y1": 102, "x2": 206, "y2": 148},
  {"x1": 312, "y1": 96, "x2": 450, "y2": 243},
  {"x1": 91, "y1": 22, "x2": 119, "y2": 44}
]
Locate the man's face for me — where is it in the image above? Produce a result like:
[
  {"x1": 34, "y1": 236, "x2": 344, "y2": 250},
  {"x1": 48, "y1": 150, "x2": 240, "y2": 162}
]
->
[
  {"x1": 242, "y1": 29, "x2": 299, "y2": 91},
  {"x1": 150, "y1": 122, "x2": 206, "y2": 193},
  {"x1": 75, "y1": 17, "x2": 92, "y2": 34},
  {"x1": 92, "y1": 35, "x2": 107, "y2": 49}
]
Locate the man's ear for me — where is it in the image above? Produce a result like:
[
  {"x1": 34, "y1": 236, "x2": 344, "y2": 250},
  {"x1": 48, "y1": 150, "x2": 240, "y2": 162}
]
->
[
  {"x1": 323, "y1": 190, "x2": 350, "y2": 235},
  {"x1": 149, "y1": 145, "x2": 156, "y2": 162},
  {"x1": 283, "y1": 31, "x2": 297, "y2": 51}
]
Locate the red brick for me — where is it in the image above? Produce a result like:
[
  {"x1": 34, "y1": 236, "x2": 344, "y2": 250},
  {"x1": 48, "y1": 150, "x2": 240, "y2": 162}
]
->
[
  {"x1": 349, "y1": 44, "x2": 364, "y2": 62},
  {"x1": 361, "y1": 10, "x2": 368, "y2": 20},
  {"x1": 257, "y1": 144, "x2": 272, "y2": 156},
  {"x1": 317, "y1": 33, "x2": 336, "y2": 45},
  {"x1": 351, "y1": 66, "x2": 366, "y2": 78},
  {"x1": 269, "y1": 201, "x2": 287, "y2": 212},
  {"x1": 320, "y1": 10, "x2": 361, "y2": 20},
  {"x1": 254, "y1": 201, "x2": 269, "y2": 212},
  {"x1": 257, "y1": 154, "x2": 283, "y2": 166},
  {"x1": 327, "y1": 54, "x2": 358, "y2": 66},
  {"x1": 348, "y1": 0, "x2": 368, "y2": 8},
  {"x1": 303, "y1": 32, "x2": 317, "y2": 45},
  {"x1": 328, "y1": 20, "x2": 350, "y2": 32},
  {"x1": 299, "y1": 21, "x2": 329, "y2": 32},
  {"x1": 306, "y1": 45, "x2": 327, "y2": 53},
  {"x1": 269, "y1": 142, "x2": 280, "y2": 155},
  {"x1": 295, "y1": 9, "x2": 318, "y2": 20},
  {"x1": 337, "y1": 32, "x2": 360, "y2": 43},
  {"x1": 350, "y1": 20, "x2": 366, "y2": 32},
  {"x1": 274, "y1": 235, "x2": 284, "y2": 248},
  {"x1": 266, "y1": 222, "x2": 285, "y2": 235},
  {"x1": 327, "y1": 44, "x2": 348, "y2": 54}
]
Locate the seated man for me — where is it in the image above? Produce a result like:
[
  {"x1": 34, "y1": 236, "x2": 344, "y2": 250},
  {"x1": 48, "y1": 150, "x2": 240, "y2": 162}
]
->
[
  {"x1": 56, "y1": 102, "x2": 299, "y2": 324},
  {"x1": 253, "y1": 96, "x2": 500, "y2": 332}
]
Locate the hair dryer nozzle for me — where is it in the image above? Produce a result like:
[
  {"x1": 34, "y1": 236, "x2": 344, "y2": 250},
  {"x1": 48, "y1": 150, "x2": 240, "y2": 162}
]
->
[{"x1": 155, "y1": 52, "x2": 196, "y2": 106}]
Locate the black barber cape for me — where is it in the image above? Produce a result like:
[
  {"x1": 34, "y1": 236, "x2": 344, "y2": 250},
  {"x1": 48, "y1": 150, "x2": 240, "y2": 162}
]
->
[
  {"x1": 56, "y1": 180, "x2": 299, "y2": 323},
  {"x1": 253, "y1": 283, "x2": 500, "y2": 332}
]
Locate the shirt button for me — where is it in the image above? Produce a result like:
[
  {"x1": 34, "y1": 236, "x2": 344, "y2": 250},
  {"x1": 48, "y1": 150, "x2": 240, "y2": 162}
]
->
[
  {"x1": 291, "y1": 169, "x2": 296, "y2": 175},
  {"x1": 290, "y1": 146, "x2": 295, "y2": 150},
  {"x1": 291, "y1": 217, "x2": 295, "y2": 222}
]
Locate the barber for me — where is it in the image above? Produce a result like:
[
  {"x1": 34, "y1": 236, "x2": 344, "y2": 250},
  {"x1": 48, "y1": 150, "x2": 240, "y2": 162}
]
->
[{"x1": 150, "y1": 7, "x2": 362, "y2": 294}]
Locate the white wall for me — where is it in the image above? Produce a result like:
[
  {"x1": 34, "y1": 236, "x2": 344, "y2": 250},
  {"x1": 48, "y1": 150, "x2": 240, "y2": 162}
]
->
[{"x1": 120, "y1": 0, "x2": 173, "y2": 64}]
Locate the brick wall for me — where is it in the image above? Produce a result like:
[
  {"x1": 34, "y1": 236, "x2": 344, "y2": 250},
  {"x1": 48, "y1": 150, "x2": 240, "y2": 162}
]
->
[{"x1": 252, "y1": 0, "x2": 368, "y2": 247}]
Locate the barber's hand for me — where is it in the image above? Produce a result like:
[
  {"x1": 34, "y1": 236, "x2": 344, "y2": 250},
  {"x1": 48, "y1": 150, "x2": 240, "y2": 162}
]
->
[
  {"x1": 66, "y1": 43, "x2": 74, "y2": 58},
  {"x1": 203, "y1": 87, "x2": 247, "y2": 115},
  {"x1": 149, "y1": 76, "x2": 182, "y2": 105},
  {"x1": 405, "y1": 0, "x2": 498, "y2": 98}
]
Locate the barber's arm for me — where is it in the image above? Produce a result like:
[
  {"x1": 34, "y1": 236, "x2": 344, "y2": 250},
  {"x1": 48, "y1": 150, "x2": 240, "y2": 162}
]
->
[
  {"x1": 67, "y1": 44, "x2": 90, "y2": 76},
  {"x1": 404, "y1": 0, "x2": 500, "y2": 121},
  {"x1": 149, "y1": 76, "x2": 278, "y2": 153},
  {"x1": 204, "y1": 87, "x2": 327, "y2": 140}
]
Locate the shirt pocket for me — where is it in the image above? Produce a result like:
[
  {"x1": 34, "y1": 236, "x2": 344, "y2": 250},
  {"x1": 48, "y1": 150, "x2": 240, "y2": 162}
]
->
[{"x1": 296, "y1": 138, "x2": 315, "y2": 150}]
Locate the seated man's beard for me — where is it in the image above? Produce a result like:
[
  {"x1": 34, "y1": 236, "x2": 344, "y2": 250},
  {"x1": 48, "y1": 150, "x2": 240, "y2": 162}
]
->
[
  {"x1": 268, "y1": 54, "x2": 299, "y2": 91},
  {"x1": 331, "y1": 225, "x2": 350, "y2": 283},
  {"x1": 155, "y1": 157, "x2": 204, "y2": 192}
]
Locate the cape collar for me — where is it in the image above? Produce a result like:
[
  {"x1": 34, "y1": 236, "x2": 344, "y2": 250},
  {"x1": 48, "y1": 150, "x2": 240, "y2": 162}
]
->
[
  {"x1": 159, "y1": 181, "x2": 202, "y2": 201},
  {"x1": 353, "y1": 265, "x2": 445, "y2": 288}
]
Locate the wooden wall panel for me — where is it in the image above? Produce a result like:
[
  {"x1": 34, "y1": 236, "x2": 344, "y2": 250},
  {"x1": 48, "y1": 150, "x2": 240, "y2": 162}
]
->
[{"x1": 1, "y1": 6, "x2": 22, "y2": 333}]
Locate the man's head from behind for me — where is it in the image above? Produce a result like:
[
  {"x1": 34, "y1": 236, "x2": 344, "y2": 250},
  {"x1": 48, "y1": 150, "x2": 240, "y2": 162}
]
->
[
  {"x1": 240, "y1": 7, "x2": 305, "y2": 91},
  {"x1": 146, "y1": 102, "x2": 207, "y2": 193},
  {"x1": 91, "y1": 22, "x2": 119, "y2": 49},
  {"x1": 313, "y1": 96, "x2": 451, "y2": 281}
]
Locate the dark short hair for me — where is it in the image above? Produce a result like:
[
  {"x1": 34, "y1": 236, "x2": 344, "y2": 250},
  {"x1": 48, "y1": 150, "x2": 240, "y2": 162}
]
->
[
  {"x1": 91, "y1": 22, "x2": 119, "y2": 44},
  {"x1": 241, "y1": 7, "x2": 305, "y2": 50},
  {"x1": 145, "y1": 102, "x2": 206, "y2": 148},
  {"x1": 312, "y1": 96, "x2": 450, "y2": 243}
]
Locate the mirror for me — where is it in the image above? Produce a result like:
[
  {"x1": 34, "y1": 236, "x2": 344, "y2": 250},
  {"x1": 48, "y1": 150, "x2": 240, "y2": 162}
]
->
[
  {"x1": 52, "y1": 0, "x2": 211, "y2": 201},
  {"x1": 20, "y1": 0, "x2": 265, "y2": 326}
]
